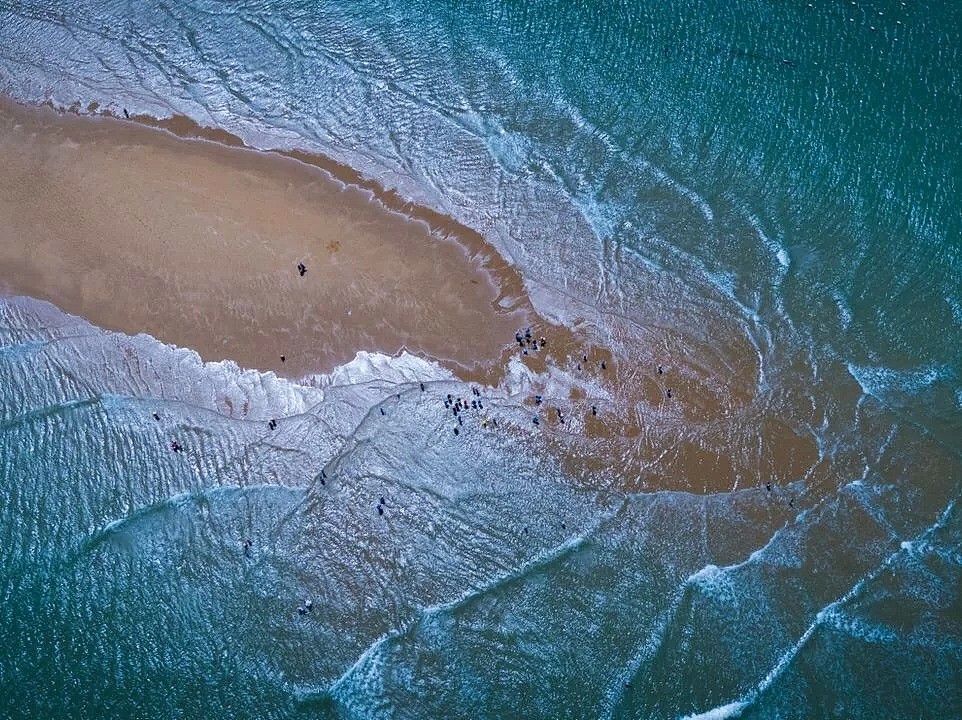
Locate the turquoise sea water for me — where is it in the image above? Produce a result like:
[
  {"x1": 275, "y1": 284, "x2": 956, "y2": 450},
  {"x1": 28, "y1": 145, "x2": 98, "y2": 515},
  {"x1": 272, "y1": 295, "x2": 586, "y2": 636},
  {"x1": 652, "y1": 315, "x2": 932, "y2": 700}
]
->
[{"x1": 0, "y1": 1, "x2": 960, "y2": 718}]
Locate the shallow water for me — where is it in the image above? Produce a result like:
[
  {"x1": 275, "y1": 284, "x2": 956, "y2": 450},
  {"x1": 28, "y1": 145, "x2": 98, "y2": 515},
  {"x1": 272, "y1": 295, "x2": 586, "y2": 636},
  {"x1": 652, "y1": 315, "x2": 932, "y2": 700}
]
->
[{"x1": 0, "y1": 1, "x2": 960, "y2": 717}]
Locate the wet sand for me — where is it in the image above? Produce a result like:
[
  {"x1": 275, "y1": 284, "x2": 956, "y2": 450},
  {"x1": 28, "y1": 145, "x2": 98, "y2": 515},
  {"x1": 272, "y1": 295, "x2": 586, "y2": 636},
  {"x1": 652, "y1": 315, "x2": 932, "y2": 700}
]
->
[
  {"x1": 0, "y1": 97, "x2": 819, "y2": 495},
  {"x1": 0, "y1": 96, "x2": 529, "y2": 380}
]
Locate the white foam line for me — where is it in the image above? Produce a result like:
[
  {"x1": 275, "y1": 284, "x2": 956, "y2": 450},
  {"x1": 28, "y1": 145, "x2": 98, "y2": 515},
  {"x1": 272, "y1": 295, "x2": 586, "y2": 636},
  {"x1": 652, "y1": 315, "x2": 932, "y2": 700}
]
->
[
  {"x1": 326, "y1": 500, "x2": 626, "y2": 702},
  {"x1": 681, "y1": 700, "x2": 749, "y2": 720},
  {"x1": 682, "y1": 497, "x2": 958, "y2": 719}
]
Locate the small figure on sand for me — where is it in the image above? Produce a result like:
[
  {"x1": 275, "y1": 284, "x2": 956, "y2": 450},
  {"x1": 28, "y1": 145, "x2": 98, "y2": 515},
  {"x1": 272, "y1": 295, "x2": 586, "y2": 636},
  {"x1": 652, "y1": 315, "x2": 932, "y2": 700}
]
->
[
  {"x1": 280, "y1": 355, "x2": 286, "y2": 363},
  {"x1": 297, "y1": 262, "x2": 307, "y2": 277}
]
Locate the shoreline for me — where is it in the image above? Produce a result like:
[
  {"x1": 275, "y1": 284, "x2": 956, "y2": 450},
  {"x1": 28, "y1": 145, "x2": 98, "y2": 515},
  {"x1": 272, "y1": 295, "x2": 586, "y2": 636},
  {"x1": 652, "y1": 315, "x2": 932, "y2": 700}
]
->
[
  {"x1": 0, "y1": 94, "x2": 820, "y2": 495},
  {"x1": 0, "y1": 95, "x2": 534, "y2": 383}
]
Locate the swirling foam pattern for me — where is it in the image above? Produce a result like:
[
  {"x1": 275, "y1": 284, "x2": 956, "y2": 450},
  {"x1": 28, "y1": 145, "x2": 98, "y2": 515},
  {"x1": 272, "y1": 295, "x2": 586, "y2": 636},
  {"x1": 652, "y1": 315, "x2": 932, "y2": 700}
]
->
[{"x1": 0, "y1": 0, "x2": 960, "y2": 717}]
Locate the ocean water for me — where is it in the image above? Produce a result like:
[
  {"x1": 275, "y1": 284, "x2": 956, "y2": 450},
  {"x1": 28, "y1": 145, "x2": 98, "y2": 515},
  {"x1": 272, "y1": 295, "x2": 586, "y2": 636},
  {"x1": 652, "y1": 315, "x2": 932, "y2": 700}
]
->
[{"x1": 0, "y1": 1, "x2": 961, "y2": 718}]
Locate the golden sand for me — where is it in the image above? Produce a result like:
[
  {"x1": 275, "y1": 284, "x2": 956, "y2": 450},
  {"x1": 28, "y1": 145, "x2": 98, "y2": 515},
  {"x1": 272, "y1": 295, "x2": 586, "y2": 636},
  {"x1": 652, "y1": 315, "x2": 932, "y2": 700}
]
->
[{"x1": 0, "y1": 97, "x2": 529, "y2": 379}]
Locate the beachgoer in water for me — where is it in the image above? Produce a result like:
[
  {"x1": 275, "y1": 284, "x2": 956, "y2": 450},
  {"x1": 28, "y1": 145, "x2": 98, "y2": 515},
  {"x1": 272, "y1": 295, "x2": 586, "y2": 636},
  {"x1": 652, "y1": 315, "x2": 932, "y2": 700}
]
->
[
  {"x1": 152, "y1": 411, "x2": 160, "y2": 421},
  {"x1": 453, "y1": 427, "x2": 459, "y2": 435},
  {"x1": 533, "y1": 416, "x2": 540, "y2": 425},
  {"x1": 380, "y1": 408, "x2": 386, "y2": 415},
  {"x1": 268, "y1": 419, "x2": 277, "y2": 430},
  {"x1": 766, "y1": 482, "x2": 772, "y2": 492},
  {"x1": 658, "y1": 365, "x2": 663, "y2": 374},
  {"x1": 123, "y1": 108, "x2": 129, "y2": 118},
  {"x1": 420, "y1": 382, "x2": 425, "y2": 391},
  {"x1": 379, "y1": 496, "x2": 385, "y2": 505},
  {"x1": 666, "y1": 388, "x2": 672, "y2": 399},
  {"x1": 591, "y1": 405, "x2": 597, "y2": 416},
  {"x1": 378, "y1": 506, "x2": 384, "y2": 516}
]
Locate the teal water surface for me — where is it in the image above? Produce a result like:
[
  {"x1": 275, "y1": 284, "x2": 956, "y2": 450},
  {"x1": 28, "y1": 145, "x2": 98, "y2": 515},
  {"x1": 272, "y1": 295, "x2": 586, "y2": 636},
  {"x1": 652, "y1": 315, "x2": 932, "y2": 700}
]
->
[{"x1": 0, "y1": 1, "x2": 960, "y2": 718}]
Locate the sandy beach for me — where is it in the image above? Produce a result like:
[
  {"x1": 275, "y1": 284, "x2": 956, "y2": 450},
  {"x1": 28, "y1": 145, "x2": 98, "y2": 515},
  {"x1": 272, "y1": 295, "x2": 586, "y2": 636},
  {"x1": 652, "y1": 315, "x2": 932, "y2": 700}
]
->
[{"x1": 0, "y1": 97, "x2": 531, "y2": 380}]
